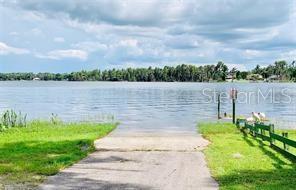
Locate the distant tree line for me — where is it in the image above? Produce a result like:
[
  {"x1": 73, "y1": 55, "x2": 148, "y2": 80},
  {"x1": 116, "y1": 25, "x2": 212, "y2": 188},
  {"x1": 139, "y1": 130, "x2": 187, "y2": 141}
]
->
[
  {"x1": 250, "y1": 60, "x2": 296, "y2": 81},
  {"x1": 0, "y1": 60, "x2": 295, "y2": 82}
]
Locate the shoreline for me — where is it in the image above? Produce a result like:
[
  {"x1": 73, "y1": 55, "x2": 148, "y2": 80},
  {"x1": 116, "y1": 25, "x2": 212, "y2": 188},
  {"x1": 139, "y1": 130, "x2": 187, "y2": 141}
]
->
[{"x1": 0, "y1": 80, "x2": 295, "y2": 83}]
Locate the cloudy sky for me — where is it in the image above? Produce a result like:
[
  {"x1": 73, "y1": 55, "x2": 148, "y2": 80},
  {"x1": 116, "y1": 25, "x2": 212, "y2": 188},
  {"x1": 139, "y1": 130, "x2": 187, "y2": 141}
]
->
[{"x1": 0, "y1": 0, "x2": 295, "y2": 73}]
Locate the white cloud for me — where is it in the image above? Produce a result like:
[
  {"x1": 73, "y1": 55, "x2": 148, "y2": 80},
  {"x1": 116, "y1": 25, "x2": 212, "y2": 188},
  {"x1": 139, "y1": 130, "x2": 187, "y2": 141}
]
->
[
  {"x1": 242, "y1": 49, "x2": 264, "y2": 59},
  {"x1": 71, "y1": 41, "x2": 108, "y2": 52},
  {"x1": 36, "y1": 49, "x2": 88, "y2": 60},
  {"x1": 22, "y1": 11, "x2": 45, "y2": 21},
  {"x1": 0, "y1": 42, "x2": 30, "y2": 55},
  {"x1": 1, "y1": 0, "x2": 295, "y2": 70},
  {"x1": 54, "y1": 37, "x2": 65, "y2": 43},
  {"x1": 6, "y1": 0, "x2": 292, "y2": 28},
  {"x1": 280, "y1": 50, "x2": 296, "y2": 60},
  {"x1": 9, "y1": 32, "x2": 19, "y2": 36},
  {"x1": 31, "y1": 28, "x2": 42, "y2": 35},
  {"x1": 226, "y1": 63, "x2": 247, "y2": 71},
  {"x1": 118, "y1": 39, "x2": 138, "y2": 47}
]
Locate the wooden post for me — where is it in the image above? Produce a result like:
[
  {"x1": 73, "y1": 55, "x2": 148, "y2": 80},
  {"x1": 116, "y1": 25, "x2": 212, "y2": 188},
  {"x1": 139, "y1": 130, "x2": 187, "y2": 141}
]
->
[
  {"x1": 269, "y1": 124, "x2": 274, "y2": 146},
  {"x1": 232, "y1": 98, "x2": 235, "y2": 124},
  {"x1": 282, "y1": 132, "x2": 289, "y2": 150},
  {"x1": 230, "y1": 88, "x2": 237, "y2": 124},
  {"x1": 218, "y1": 94, "x2": 221, "y2": 119},
  {"x1": 253, "y1": 124, "x2": 257, "y2": 137}
]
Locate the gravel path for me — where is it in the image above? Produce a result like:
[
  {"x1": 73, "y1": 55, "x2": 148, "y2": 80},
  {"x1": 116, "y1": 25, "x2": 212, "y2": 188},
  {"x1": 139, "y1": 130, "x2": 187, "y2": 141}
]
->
[{"x1": 39, "y1": 131, "x2": 218, "y2": 190}]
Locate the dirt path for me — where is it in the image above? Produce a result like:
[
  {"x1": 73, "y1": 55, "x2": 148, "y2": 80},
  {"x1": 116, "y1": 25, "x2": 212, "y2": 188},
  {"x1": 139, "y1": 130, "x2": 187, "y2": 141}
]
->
[{"x1": 39, "y1": 131, "x2": 218, "y2": 190}]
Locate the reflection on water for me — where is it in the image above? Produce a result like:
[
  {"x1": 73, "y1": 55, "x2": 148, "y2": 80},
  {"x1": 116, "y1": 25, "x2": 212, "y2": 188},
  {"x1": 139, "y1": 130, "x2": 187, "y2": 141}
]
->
[{"x1": 0, "y1": 81, "x2": 295, "y2": 132}]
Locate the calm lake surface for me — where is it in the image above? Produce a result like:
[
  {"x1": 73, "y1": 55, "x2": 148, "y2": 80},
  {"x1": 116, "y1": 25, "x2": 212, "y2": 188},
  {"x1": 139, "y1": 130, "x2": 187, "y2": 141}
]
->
[{"x1": 0, "y1": 81, "x2": 295, "y2": 132}]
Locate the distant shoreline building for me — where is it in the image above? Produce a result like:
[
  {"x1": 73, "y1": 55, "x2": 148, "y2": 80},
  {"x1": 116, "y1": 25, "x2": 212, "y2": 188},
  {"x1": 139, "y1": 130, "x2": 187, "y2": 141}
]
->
[
  {"x1": 226, "y1": 74, "x2": 235, "y2": 82},
  {"x1": 266, "y1": 75, "x2": 280, "y2": 82},
  {"x1": 247, "y1": 74, "x2": 263, "y2": 81}
]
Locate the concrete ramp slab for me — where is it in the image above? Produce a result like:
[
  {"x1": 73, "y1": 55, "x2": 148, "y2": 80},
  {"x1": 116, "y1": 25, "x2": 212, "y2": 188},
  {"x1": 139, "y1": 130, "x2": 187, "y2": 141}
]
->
[{"x1": 39, "y1": 131, "x2": 218, "y2": 190}]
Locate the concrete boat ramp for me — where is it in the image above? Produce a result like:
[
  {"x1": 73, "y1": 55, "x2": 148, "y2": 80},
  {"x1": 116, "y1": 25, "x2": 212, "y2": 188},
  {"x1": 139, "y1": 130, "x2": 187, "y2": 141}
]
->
[{"x1": 39, "y1": 129, "x2": 218, "y2": 190}]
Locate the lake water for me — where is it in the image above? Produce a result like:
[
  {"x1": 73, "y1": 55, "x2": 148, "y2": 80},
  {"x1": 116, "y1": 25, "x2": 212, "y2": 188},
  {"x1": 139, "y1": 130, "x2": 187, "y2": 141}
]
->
[{"x1": 0, "y1": 81, "x2": 295, "y2": 132}]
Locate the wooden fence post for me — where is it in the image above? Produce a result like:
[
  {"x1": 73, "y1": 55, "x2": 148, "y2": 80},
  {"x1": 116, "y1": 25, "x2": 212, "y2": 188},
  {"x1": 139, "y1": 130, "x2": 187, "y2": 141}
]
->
[
  {"x1": 253, "y1": 124, "x2": 257, "y2": 137},
  {"x1": 282, "y1": 132, "x2": 289, "y2": 151},
  {"x1": 269, "y1": 124, "x2": 274, "y2": 146},
  {"x1": 218, "y1": 94, "x2": 221, "y2": 119},
  {"x1": 232, "y1": 98, "x2": 236, "y2": 124},
  {"x1": 230, "y1": 88, "x2": 237, "y2": 124},
  {"x1": 236, "y1": 121, "x2": 296, "y2": 160}
]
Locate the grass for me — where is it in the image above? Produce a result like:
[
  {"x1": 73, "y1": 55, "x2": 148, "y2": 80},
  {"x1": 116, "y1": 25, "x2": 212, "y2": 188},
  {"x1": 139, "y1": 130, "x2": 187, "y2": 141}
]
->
[
  {"x1": 276, "y1": 129, "x2": 296, "y2": 140},
  {"x1": 198, "y1": 122, "x2": 296, "y2": 190},
  {"x1": 0, "y1": 121, "x2": 116, "y2": 189}
]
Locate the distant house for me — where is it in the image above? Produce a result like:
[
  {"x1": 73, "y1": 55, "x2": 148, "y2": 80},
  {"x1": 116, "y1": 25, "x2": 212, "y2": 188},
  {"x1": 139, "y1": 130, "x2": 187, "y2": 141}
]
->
[
  {"x1": 247, "y1": 74, "x2": 263, "y2": 81},
  {"x1": 33, "y1": 77, "x2": 40, "y2": 81},
  {"x1": 266, "y1": 75, "x2": 280, "y2": 82},
  {"x1": 226, "y1": 74, "x2": 235, "y2": 82}
]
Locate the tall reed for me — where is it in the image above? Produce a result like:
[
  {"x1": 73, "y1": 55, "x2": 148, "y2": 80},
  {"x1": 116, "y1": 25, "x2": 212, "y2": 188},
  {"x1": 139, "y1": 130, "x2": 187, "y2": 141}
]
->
[{"x1": 0, "y1": 110, "x2": 27, "y2": 131}]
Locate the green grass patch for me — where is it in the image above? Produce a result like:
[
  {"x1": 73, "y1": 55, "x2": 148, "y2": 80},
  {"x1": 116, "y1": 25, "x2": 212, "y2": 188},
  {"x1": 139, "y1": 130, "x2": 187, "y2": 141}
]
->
[
  {"x1": 199, "y1": 122, "x2": 296, "y2": 190},
  {"x1": 0, "y1": 121, "x2": 116, "y2": 189},
  {"x1": 276, "y1": 129, "x2": 296, "y2": 141}
]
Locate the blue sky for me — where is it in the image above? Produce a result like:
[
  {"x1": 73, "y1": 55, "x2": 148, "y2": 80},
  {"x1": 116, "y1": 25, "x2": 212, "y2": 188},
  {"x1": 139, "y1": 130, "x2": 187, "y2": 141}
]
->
[{"x1": 0, "y1": 0, "x2": 296, "y2": 73}]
